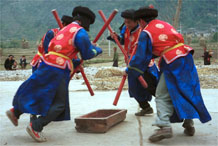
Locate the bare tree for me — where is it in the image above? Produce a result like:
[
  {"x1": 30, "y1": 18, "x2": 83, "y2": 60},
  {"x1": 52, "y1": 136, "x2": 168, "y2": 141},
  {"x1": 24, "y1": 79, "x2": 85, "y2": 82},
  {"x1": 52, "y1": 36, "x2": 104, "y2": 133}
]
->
[{"x1": 173, "y1": 0, "x2": 183, "y2": 30}]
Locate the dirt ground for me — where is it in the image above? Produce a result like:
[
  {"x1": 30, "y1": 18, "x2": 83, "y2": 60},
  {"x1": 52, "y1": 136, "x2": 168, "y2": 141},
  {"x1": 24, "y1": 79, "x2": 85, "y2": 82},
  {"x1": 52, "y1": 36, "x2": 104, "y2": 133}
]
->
[
  {"x1": 70, "y1": 59, "x2": 218, "y2": 90},
  {"x1": 197, "y1": 66, "x2": 218, "y2": 88},
  {"x1": 81, "y1": 64, "x2": 218, "y2": 90}
]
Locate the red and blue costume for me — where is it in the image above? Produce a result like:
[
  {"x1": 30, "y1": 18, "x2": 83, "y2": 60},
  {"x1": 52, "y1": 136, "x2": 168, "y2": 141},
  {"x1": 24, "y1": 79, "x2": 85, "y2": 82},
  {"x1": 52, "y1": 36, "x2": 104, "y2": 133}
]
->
[
  {"x1": 31, "y1": 28, "x2": 59, "y2": 72},
  {"x1": 126, "y1": 19, "x2": 211, "y2": 123},
  {"x1": 12, "y1": 22, "x2": 102, "y2": 131},
  {"x1": 121, "y1": 25, "x2": 159, "y2": 102}
]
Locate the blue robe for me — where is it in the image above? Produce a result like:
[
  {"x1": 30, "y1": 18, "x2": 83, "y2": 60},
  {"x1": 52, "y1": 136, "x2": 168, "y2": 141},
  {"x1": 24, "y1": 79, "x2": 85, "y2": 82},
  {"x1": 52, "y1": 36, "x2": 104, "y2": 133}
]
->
[
  {"x1": 127, "y1": 64, "x2": 159, "y2": 102},
  {"x1": 108, "y1": 24, "x2": 159, "y2": 102},
  {"x1": 126, "y1": 31, "x2": 211, "y2": 123},
  {"x1": 126, "y1": 31, "x2": 159, "y2": 102},
  {"x1": 13, "y1": 27, "x2": 101, "y2": 121},
  {"x1": 13, "y1": 62, "x2": 71, "y2": 120},
  {"x1": 43, "y1": 29, "x2": 57, "y2": 54},
  {"x1": 161, "y1": 54, "x2": 211, "y2": 123}
]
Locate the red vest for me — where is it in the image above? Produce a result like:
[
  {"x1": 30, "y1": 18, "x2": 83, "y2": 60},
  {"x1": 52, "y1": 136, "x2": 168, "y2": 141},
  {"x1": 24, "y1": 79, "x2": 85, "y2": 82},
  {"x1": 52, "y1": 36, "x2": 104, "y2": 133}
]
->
[
  {"x1": 31, "y1": 28, "x2": 59, "y2": 67},
  {"x1": 124, "y1": 26, "x2": 141, "y2": 56},
  {"x1": 41, "y1": 23, "x2": 82, "y2": 71},
  {"x1": 143, "y1": 19, "x2": 193, "y2": 64}
]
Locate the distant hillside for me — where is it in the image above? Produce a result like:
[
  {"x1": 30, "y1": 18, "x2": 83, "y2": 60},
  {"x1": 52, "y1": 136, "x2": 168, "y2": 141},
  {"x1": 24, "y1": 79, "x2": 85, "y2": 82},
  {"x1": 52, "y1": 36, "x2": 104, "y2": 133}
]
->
[{"x1": 0, "y1": 0, "x2": 217, "y2": 41}]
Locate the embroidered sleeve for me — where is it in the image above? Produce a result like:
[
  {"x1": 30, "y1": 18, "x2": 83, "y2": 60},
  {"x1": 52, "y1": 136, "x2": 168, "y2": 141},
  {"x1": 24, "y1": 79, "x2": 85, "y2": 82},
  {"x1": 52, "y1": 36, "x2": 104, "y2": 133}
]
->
[{"x1": 74, "y1": 29, "x2": 101, "y2": 60}]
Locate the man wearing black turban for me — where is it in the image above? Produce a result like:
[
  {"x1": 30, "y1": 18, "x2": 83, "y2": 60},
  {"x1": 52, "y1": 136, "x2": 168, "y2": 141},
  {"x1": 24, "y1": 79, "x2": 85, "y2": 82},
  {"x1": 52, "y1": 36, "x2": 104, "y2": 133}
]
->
[
  {"x1": 6, "y1": 6, "x2": 102, "y2": 142},
  {"x1": 108, "y1": 9, "x2": 159, "y2": 117},
  {"x1": 72, "y1": 6, "x2": 96, "y2": 31},
  {"x1": 125, "y1": 6, "x2": 211, "y2": 142},
  {"x1": 31, "y1": 15, "x2": 74, "y2": 72}
]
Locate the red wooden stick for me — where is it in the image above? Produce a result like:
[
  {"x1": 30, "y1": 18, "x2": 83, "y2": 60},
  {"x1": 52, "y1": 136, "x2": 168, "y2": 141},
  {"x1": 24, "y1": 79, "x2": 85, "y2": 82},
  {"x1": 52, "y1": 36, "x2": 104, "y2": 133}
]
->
[
  {"x1": 113, "y1": 75, "x2": 127, "y2": 105},
  {"x1": 113, "y1": 74, "x2": 147, "y2": 106},
  {"x1": 113, "y1": 28, "x2": 148, "y2": 105},
  {"x1": 128, "y1": 43, "x2": 148, "y2": 89},
  {"x1": 127, "y1": 41, "x2": 148, "y2": 89},
  {"x1": 79, "y1": 66, "x2": 95, "y2": 96},
  {"x1": 93, "y1": 9, "x2": 118, "y2": 43},
  {"x1": 51, "y1": 9, "x2": 64, "y2": 29},
  {"x1": 98, "y1": 10, "x2": 128, "y2": 61},
  {"x1": 70, "y1": 60, "x2": 83, "y2": 78},
  {"x1": 138, "y1": 76, "x2": 148, "y2": 88},
  {"x1": 75, "y1": 9, "x2": 118, "y2": 96},
  {"x1": 51, "y1": 9, "x2": 94, "y2": 96},
  {"x1": 98, "y1": 10, "x2": 148, "y2": 105},
  {"x1": 70, "y1": 61, "x2": 94, "y2": 96}
]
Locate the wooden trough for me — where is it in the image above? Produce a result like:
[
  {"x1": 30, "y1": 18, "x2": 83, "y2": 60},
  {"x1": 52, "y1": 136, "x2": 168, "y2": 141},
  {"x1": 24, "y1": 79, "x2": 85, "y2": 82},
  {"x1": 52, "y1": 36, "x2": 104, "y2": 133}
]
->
[{"x1": 74, "y1": 109, "x2": 127, "y2": 133}]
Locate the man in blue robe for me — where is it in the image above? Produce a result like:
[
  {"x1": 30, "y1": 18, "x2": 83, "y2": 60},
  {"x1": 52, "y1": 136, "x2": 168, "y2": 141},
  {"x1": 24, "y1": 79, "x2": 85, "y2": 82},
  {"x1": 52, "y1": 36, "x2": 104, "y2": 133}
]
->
[
  {"x1": 30, "y1": 15, "x2": 81, "y2": 122},
  {"x1": 32, "y1": 15, "x2": 74, "y2": 72},
  {"x1": 108, "y1": 9, "x2": 159, "y2": 116},
  {"x1": 125, "y1": 6, "x2": 212, "y2": 142},
  {"x1": 6, "y1": 6, "x2": 102, "y2": 142}
]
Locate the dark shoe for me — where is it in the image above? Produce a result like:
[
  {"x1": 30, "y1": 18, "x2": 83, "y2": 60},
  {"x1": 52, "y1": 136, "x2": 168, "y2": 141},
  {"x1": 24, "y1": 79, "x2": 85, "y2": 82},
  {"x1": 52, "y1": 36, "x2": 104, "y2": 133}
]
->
[
  {"x1": 149, "y1": 127, "x2": 173, "y2": 142},
  {"x1": 135, "y1": 107, "x2": 153, "y2": 116},
  {"x1": 6, "y1": 108, "x2": 18, "y2": 126},
  {"x1": 26, "y1": 123, "x2": 47, "y2": 142},
  {"x1": 183, "y1": 119, "x2": 195, "y2": 136},
  {"x1": 30, "y1": 115, "x2": 37, "y2": 122}
]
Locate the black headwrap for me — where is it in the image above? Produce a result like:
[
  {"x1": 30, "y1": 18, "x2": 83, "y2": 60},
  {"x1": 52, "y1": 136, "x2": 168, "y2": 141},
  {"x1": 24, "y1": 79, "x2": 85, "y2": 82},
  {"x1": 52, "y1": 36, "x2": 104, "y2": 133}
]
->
[
  {"x1": 61, "y1": 15, "x2": 74, "y2": 25},
  {"x1": 72, "y1": 6, "x2": 96, "y2": 31},
  {"x1": 121, "y1": 9, "x2": 136, "y2": 20},
  {"x1": 135, "y1": 6, "x2": 158, "y2": 22}
]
